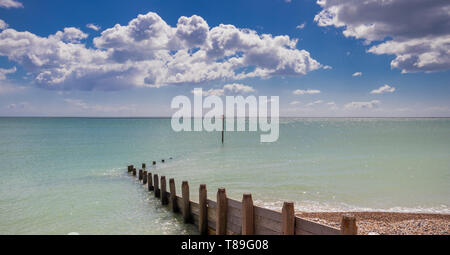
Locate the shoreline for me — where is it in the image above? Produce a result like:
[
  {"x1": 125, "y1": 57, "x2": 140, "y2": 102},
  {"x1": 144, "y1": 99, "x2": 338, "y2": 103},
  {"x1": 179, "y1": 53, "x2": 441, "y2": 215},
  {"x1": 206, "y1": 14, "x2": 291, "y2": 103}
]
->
[{"x1": 297, "y1": 211, "x2": 450, "y2": 235}]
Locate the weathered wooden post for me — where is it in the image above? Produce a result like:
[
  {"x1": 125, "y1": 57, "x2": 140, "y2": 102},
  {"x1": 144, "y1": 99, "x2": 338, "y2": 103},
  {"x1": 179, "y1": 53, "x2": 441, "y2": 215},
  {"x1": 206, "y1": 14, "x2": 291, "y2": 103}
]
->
[
  {"x1": 148, "y1": 172, "x2": 153, "y2": 191},
  {"x1": 169, "y1": 178, "x2": 178, "y2": 212},
  {"x1": 152, "y1": 161, "x2": 156, "y2": 165},
  {"x1": 142, "y1": 163, "x2": 146, "y2": 169},
  {"x1": 182, "y1": 181, "x2": 191, "y2": 223},
  {"x1": 199, "y1": 184, "x2": 208, "y2": 235},
  {"x1": 132, "y1": 168, "x2": 136, "y2": 176},
  {"x1": 161, "y1": 159, "x2": 165, "y2": 163},
  {"x1": 127, "y1": 165, "x2": 133, "y2": 172},
  {"x1": 160, "y1": 176, "x2": 168, "y2": 205},
  {"x1": 242, "y1": 193, "x2": 254, "y2": 235},
  {"x1": 340, "y1": 214, "x2": 357, "y2": 235},
  {"x1": 154, "y1": 174, "x2": 160, "y2": 198},
  {"x1": 282, "y1": 202, "x2": 295, "y2": 235},
  {"x1": 138, "y1": 169, "x2": 143, "y2": 181},
  {"x1": 143, "y1": 170, "x2": 147, "y2": 184},
  {"x1": 216, "y1": 188, "x2": 228, "y2": 235}
]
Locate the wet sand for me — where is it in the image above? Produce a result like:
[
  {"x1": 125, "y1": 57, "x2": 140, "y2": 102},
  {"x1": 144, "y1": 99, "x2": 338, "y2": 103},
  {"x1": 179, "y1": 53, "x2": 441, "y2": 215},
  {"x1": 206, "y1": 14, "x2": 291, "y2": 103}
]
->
[{"x1": 297, "y1": 212, "x2": 450, "y2": 235}]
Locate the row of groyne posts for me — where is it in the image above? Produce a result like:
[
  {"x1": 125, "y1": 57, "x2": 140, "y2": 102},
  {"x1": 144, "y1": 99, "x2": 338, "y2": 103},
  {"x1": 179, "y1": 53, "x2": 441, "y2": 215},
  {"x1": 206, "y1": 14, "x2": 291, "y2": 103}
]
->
[{"x1": 127, "y1": 163, "x2": 358, "y2": 235}]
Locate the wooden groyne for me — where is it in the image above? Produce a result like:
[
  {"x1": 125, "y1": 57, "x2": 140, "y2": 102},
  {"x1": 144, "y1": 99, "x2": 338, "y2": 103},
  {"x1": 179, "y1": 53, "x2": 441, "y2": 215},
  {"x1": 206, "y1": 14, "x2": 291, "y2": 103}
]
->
[{"x1": 127, "y1": 163, "x2": 358, "y2": 235}]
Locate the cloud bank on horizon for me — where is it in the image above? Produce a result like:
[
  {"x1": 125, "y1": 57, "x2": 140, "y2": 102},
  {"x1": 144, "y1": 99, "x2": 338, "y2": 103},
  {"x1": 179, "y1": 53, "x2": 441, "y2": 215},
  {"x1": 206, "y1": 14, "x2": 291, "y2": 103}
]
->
[
  {"x1": 0, "y1": 12, "x2": 323, "y2": 91},
  {"x1": 315, "y1": 0, "x2": 450, "y2": 73}
]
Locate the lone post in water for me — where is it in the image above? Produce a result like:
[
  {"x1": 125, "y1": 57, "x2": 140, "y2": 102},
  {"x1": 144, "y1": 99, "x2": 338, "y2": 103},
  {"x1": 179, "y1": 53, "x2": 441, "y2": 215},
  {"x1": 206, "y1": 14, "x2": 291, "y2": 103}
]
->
[
  {"x1": 216, "y1": 188, "x2": 228, "y2": 235},
  {"x1": 282, "y1": 202, "x2": 295, "y2": 235},
  {"x1": 182, "y1": 181, "x2": 191, "y2": 223},
  {"x1": 242, "y1": 193, "x2": 254, "y2": 235},
  {"x1": 221, "y1": 114, "x2": 224, "y2": 144},
  {"x1": 199, "y1": 184, "x2": 208, "y2": 235}
]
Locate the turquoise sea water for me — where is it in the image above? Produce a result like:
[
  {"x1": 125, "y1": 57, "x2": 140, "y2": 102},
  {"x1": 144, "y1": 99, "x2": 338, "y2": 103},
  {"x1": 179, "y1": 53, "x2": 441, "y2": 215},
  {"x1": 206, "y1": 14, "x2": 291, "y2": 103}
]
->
[{"x1": 0, "y1": 117, "x2": 449, "y2": 234}]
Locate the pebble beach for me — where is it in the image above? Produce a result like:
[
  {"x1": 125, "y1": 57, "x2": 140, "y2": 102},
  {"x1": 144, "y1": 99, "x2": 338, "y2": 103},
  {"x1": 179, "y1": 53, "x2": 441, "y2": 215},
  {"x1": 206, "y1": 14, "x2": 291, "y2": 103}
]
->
[{"x1": 298, "y1": 212, "x2": 450, "y2": 235}]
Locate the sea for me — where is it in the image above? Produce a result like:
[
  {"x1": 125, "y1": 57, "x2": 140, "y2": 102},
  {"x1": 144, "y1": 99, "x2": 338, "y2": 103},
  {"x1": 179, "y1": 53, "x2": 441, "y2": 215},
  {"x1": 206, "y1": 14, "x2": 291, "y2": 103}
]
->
[{"x1": 0, "y1": 117, "x2": 449, "y2": 234}]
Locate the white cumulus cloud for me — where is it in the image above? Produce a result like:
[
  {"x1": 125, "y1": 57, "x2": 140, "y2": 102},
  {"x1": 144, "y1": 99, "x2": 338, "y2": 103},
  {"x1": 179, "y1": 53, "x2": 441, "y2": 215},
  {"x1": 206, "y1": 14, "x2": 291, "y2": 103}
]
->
[
  {"x1": 0, "y1": 0, "x2": 23, "y2": 8},
  {"x1": 314, "y1": 0, "x2": 450, "y2": 73},
  {"x1": 0, "y1": 19, "x2": 8, "y2": 30},
  {"x1": 352, "y1": 72, "x2": 362, "y2": 77},
  {"x1": 191, "y1": 83, "x2": 256, "y2": 97},
  {"x1": 370, "y1": 84, "x2": 396, "y2": 94},
  {"x1": 0, "y1": 12, "x2": 323, "y2": 91},
  {"x1": 0, "y1": 66, "x2": 16, "y2": 79},
  {"x1": 293, "y1": 89, "x2": 321, "y2": 95},
  {"x1": 296, "y1": 23, "x2": 306, "y2": 29},
  {"x1": 306, "y1": 100, "x2": 323, "y2": 106},
  {"x1": 86, "y1": 23, "x2": 101, "y2": 31},
  {"x1": 344, "y1": 100, "x2": 380, "y2": 110}
]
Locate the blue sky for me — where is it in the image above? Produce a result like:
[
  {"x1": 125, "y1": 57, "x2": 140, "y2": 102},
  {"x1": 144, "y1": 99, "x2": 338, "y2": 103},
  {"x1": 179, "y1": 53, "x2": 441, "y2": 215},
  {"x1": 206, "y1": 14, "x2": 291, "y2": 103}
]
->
[{"x1": 0, "y1": 0, "x2": 449, "y2": 117}]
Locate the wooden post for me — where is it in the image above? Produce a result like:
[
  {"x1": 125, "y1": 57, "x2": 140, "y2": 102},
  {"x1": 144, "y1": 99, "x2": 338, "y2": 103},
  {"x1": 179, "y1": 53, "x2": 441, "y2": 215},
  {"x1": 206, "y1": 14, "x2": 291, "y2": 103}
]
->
[
  {"x1": 160, "y1": 176, "x2": 168, "y2": 205},
  {"x1": 216, "y1": 188, "x2": 228, "y2": 235},
  {"x1": 143, "y1": 171, "x2": 147, "y2": 184},
  {"x1": 199, "y1": 184, "x2": 208, "y2": 235},
  {"x1": 161, "y1": 159, "x2": 165, "y2": 163},
  {"x1": 242, "y1": 193, "x2": 254, "y2": 235},
  {"x1": 127, "y1": 165, "x2": 133, "y2": 172},
  {"x1": 169, "y1": 178, "x2": 178, "y2": 212},
  {"x1": 148, "y1": 172, "x2": 153, "y2": 191},
  {"x1": 132, "y1": 168, "x2": 136, "y2": 176},
  {"x1": 142, "y1": 163, "x2": 146, "y2": 169},
  {"x1": 152, "y1": 161, "x2": 156, "y2": 165},
  {"x1": 221, "y1": 115, "x2": 224, "y2": 144},
  {"x1": 138, "y1": 169, "x2": 143, "y2": 181},
  {"x1": 282, "y1": 202, "x2": 295, "y2": 235},
  {"x1": 182, "y1": 181, "x2": 191, "y2": 223},
  {"x1": 154, "y1": 174, "x2": 160, "y2": 198},
  {"x1": 340, "y1": 214, "x2": 357, "y2": 235}
]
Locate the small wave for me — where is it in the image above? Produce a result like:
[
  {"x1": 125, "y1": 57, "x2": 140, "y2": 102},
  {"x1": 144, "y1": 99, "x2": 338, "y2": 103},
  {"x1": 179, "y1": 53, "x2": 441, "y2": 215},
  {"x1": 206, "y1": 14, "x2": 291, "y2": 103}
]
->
[{"x1": 256, "y1": 200, "x2": 450, "y2": 214}]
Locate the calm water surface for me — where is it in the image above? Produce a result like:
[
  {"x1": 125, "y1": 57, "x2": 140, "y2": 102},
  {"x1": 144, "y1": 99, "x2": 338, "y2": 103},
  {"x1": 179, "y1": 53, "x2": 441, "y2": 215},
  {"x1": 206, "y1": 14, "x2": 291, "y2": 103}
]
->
[{"x1": 0, "y1": 117, "x2": 449, "y2": 234}]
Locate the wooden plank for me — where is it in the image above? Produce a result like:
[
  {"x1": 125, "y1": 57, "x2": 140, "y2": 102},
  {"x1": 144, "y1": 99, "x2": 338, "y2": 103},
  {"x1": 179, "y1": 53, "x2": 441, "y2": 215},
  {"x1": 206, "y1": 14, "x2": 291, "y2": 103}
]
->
[
  {"x1": 227, "y1": 204, "x2": 241, "y2": 219},
  {"x1": 295, "y1": 217, "x2": 340, "y2": 235},
  {"x1": 207, "y1": 205, "x2": 216, "y2": 231},
  {"x1": 176, "y1": 195, "x2": 183, "y2": 211},
  {"x1": 254, "y1": 206, "x2": 282, "y2": 234},
  {"x1": 254, "y1": 224, "x2": 281, "y2": 235},
  {"x1": 207, "y1": 199, "x2": 216, "y2": 208},
  {"x1": 190, "y1": 201, "x2": 200, "y2": 216},
  {"x1": 254, "y1": 206, "x2": 282, "y2": 222},
  {"x1": 226, "y1": 214, "x2": 242, "y2": 234},
  {"x1": 227, "y1": 198, "x2": 241, "y2": 210}
]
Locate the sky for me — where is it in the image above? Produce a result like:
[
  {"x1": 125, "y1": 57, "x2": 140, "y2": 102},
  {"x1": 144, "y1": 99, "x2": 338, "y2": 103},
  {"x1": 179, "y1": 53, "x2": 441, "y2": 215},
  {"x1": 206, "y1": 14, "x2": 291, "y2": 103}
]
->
[{"x1": 0, "y1": 0, "x2": 449, "y2": 117}]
